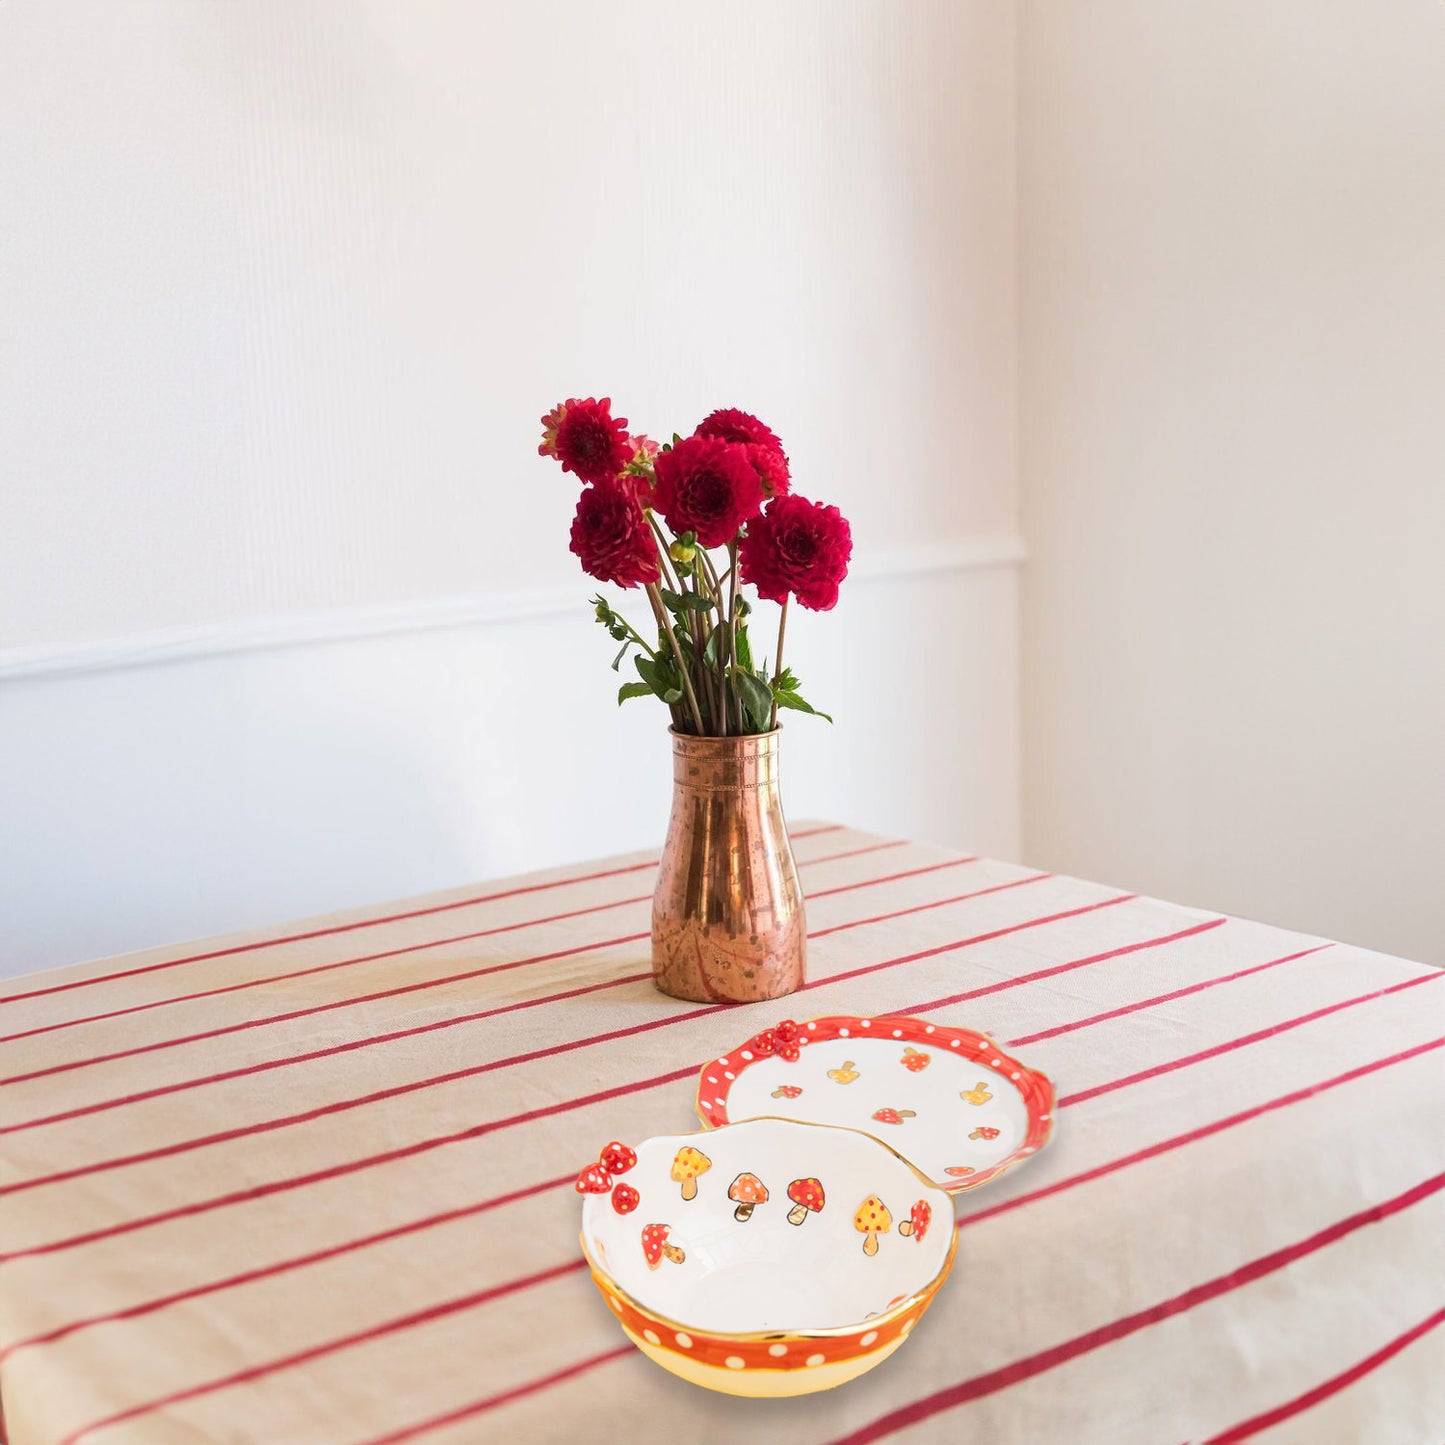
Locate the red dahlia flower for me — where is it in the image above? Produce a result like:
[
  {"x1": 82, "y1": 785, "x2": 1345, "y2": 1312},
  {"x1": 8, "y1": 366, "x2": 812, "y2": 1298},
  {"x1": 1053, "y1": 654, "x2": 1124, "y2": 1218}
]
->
[
  {"x1": 539, "y1": 397, "x2": 633, "y2": 485},
  {"x1": 738, "y1": 494, "x2": 853, "y2": 611},
  {"x1": 568, "y1": 476, "x2": 660, "y2": 588},
  {"x1": 652, "y1": 435, "x2": 764, "y2": 549},
  {"x1": 695, "y1": 408, "x2": 790, "y2": 497}
]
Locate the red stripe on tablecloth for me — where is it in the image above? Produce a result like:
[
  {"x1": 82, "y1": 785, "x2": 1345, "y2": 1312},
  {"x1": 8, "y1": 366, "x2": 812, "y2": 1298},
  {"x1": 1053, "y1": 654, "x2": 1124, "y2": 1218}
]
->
[
  {"x1": 0, "y1": 839, "x2": 931, "y2": 1075},
  {"x1": 54, "y1": 1258, "x2": 617, "y2": 1445},
  {"x1": 0, "y1": 931, "x2": 651, "y2": 1052},
  {"x1": 958, "y1": 1036, "x2": 1445, "y2": 1231},
  {"x1": 905, "y1": 916, "x2": 1225, "y2": 1016},
  {"x1": 1005, "y1": 943, "x2": 1333, "y2": 1046},
  {"x1": 0, "y1": 1171, "x2": 581, "y2": 1362},
  {"x1": 2, "y1": 874, "x2": 1038, "y2": 1133},
  {"x1": 0, "y1": 821, "x2": 840, "y2": 1005},
  {"x1": 0, "y1": 890, "x2": 1128, "y2": 1195},
  {"x1": 0, "y1": 1065, "x2": 697, "y2": 1263},
  {"x1": 810, "y1": 872, "x2": 1046, "y2": 938},
  {"x1": 1057, "y1": 970, "x2": 1443, "y2": 1107},
  {"x1": 356, "y1": 1348, "x2": 637, "y2": 1445},
  {"x1": 13, "y1": 976, "x2": 1435, "y2": 1368},
  {"x1": 805, "y1": 854, "x2": 979, "y2": 898},
  {"x1": 342, "y1": 1173, "x2": 1445, "y2": 1445},
  {"x1": 826, "y1": 1174, "x2": 1445, "y2": 1445},
  {"x1": 0, "y1": 835, "x2": 902, "y2": 1052},
  {"x1": 1202, "y1": 1307, "x2": 1445, "y2": 1443},
  {"x1": 0, "y1": 891, "x2": 1132, "y2": 1251}
]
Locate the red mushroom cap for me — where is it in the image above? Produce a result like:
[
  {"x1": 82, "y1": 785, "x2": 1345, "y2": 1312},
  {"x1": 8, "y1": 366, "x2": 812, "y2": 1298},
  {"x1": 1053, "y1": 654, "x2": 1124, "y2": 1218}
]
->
[
  {"x1": 575, "y1": 1162, "x2": 613, "y2": 1194},
  {"x1": 640, "y1": 1223, "x2": 671, "y2": 1267},
  {"x1": 787, "y1": 1177, "x2": 825, "y2": 1211},
  {"x1": 599, "y1": 1141, "x2": 637, "y2": 1175},
  {"x1": 910, "y1": 1200, "x2": 932, "y2": 1241},
  {"x1": 610, "y1": 1183, "x2": 640, "y2": 1215}
]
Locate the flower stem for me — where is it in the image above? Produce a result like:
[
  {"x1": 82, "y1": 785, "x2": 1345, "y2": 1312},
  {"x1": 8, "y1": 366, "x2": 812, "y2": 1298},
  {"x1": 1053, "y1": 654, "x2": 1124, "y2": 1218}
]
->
[
  {"x1": 646, "y1": 583, "x2": 705, "y2": 734},
  {"x1": 768, "y1": 595, "x2": 790, "y2": 730},
  {"x1": 725, "y1": 541, "x2": 742, "y2": 733}
]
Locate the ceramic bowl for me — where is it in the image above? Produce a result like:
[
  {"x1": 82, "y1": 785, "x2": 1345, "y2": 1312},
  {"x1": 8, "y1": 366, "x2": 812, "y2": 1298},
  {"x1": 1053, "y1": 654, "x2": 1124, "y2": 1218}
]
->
[
  {"x1": 695, "y1": 1014, "x2": 1056, "y2": 1192},
  {"x1": 578, "y1": 1117, "x2": 956, "y2": 1396}
]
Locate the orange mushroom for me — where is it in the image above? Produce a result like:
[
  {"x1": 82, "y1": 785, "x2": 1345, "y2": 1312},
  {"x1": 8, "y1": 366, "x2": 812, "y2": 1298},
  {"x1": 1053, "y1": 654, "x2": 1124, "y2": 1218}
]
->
[
  {"x1": 640, "y1": 1223, "x2": 686, "y2": 1270},
  {"x1": 786, "y1": 1177, "x2": 825, "y2": 1226},
  {"x1": 827, "y1": 1060, "x2": 860, "y2": 1084},
  {"x1": 853, "y1": 1195, "x2": 892, "y2": 1255},
  {"x1": 728, "y1": 1172, "x2": 769, "y2": 1222},
  {"x1": 670, "y1": 1146, "x2": 712, "y2": 1201},
  {"x1": 900, "y1": 1047, "x2": 931, "y2": 1072},
  {"x1": 960, "y1": 1080, "x2": 993, "y2": 1105}
]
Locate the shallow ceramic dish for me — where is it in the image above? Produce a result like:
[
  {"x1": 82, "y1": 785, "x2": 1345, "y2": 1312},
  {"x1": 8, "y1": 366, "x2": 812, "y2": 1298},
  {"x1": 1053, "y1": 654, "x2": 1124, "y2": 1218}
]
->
[
  {"x1": 695, "y1": 1014, "x2": 1055, "y2": 1192},
  {"x1": 577, "y1": 1117, "x2": 956, "y2": 1396}
]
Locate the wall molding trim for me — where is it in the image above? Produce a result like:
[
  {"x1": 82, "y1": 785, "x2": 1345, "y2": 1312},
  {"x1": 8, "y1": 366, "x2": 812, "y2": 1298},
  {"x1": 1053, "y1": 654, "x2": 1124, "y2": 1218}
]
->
[{"x1": 0, "y1": 534, "x2": 1026, "y2": 682}]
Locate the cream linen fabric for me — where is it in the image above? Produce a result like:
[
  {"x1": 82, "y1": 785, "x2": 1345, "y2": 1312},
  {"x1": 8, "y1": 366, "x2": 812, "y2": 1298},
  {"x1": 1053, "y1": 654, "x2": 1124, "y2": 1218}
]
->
[{"x1": 0, "y1": 823, "x2": 1441, "y2": 1445}]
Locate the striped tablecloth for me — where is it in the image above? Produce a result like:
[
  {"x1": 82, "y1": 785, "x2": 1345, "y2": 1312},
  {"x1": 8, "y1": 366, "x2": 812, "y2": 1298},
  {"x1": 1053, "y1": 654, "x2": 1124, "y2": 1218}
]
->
[{"x1": 1, "y1": 822, "x2": 1441, "y2": 1445}]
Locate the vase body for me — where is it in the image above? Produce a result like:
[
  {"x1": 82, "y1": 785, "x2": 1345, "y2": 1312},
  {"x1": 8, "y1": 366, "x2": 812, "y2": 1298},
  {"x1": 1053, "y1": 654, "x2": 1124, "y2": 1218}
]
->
[{"x1": 652, "y1": 729, "x2": 806, "y2": 1003}]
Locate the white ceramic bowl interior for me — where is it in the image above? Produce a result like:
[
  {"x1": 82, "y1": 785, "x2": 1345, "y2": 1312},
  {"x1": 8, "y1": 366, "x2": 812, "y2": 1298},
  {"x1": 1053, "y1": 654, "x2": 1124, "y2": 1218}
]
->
[{"x1": 581, "y1": 1117, "x2": 953, "y2": 1336}]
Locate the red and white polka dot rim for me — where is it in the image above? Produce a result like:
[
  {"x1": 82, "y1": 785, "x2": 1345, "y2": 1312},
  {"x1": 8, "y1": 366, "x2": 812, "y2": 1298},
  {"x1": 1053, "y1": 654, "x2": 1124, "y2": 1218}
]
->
[{"x1": 694, "y1": 1014, "x2": 1056, "y2": 1193}]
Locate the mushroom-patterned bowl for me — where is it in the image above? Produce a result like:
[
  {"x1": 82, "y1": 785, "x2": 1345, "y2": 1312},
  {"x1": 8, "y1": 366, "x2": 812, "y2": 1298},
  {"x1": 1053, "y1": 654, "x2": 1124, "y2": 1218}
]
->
[
  {"x1": 695, "y1": 1014, "x2": 1055, "y2": 1193},
  {"x1": 578, "y1": 1118, "x2": 956, "y2": 1396}
]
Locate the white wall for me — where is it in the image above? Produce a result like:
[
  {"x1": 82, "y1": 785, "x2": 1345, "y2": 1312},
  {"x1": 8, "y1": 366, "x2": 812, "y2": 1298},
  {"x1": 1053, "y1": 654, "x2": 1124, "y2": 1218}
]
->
[
  {"x1": 1018, "y1": 2, "x2": 1445, "y2": 963},
  {"x1": 0, "y1": 2, "x2": 1022, "y2": 975}
]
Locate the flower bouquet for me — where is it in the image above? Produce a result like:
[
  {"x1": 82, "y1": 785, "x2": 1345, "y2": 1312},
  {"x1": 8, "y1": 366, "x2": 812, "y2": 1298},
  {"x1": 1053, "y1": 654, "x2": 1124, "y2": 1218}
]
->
[{"x1": 539, "y1": 397, "x2": 852, "y2": 1002}]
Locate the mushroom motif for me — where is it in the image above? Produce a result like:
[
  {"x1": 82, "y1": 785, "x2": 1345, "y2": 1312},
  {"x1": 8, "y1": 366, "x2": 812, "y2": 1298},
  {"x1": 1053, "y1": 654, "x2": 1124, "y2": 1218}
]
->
[
  {"x1": 960, "y1": 1080, "x2": 994, "y2": 1105},
  {"x1": 827, "y1": 1060, "x2": 860, "y2": 1084},
  {"x1": 728, "y1": 1173, "x2": 769, "y2": 1222},
  {"x1": 871, "y1": 1107, "x2": 917, "y2": 1125},
  {"x1": 969, "y1": 1126, "x2": 1001, "y2": 1141},
  {"x1": 610, "y1": 1183, "x2": 640, "y2": 1215},
  {"x1": 574, "y1": 1162, "x2": 613, "y2": 1194},
  {"x1": 900, "y1": 1047, "x2": 931, "y2": 1072},
  {"x1": 898, "y1": 1200, "x2": 932, "y2": 1241},
  {"x1": 771, "y1": 1084, "x2": 804, "y2": 1099},
  {"x1": 599, "y1": 1141, "x2": 638, "y2": 1174},
  {"x1": 786, "y1": 1177, "x2": 825, "y2": 1225},
  {"x1": 670, "y1": 1146, "x2": 712, "y2": 1201},
  {"x1": 640, "y1": 1223, "x2": 686, "y2": 1270},
  {"x1": 853, "y1": 1195, "x2": 893, "y2": 1255},
  {"x1": 945, "y1": 1165, "x2": 977, "y2": 1177},
  {"x1": 773, "y1": 1018, "x2": 803, "y2": 1061}
]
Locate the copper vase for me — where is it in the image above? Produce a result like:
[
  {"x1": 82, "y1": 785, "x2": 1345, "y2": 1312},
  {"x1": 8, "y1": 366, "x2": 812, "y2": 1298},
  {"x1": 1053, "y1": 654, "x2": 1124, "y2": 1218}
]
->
[{"x1": 652, "y1": 728, "x2": 806, "y2": 1003}]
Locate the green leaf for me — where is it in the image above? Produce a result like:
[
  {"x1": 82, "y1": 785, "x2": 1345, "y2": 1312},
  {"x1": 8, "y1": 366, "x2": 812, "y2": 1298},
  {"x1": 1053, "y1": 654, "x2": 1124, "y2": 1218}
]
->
[
  {"x1": 703, "y1": 625, "x2": 722, "y2": 669},
  {"x1": 635, "y1": 654, "x2": 683, "y2": 706},
  {"x1": 611, "y1": 641, "x2": 630, "y2": 672},
  {"x1": 659, "y1": 589, "x2": 713, "y2": 613},
  {"x1": 773, "y1": 689, "x2": 833, "y2": 724},
  {"x1": 734, "y1": 625, "x2": 753, "y2": 671},
  {"x1": 733, "y1": 668, "x2": 774, "y2": 733},
  {"x1": 617, "y1": 682, "x2": 652, "y2": 705}
]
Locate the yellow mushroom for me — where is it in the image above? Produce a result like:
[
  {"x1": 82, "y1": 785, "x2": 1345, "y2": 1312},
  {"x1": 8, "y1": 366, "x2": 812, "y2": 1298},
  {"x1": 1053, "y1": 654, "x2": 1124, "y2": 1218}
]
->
[
  {"x1": 670, "y1": 1146, "x2": 712, "y2": 1201},
  {"x1": 853, "y1": 1195, "x2": 893, "y2": 1256}
]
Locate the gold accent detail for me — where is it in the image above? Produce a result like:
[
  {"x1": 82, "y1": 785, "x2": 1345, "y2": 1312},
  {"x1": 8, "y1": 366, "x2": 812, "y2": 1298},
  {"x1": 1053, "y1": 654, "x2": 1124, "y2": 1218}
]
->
[{"x1": 581, "y1": 1118, "x2": 958, "y2": 1347}]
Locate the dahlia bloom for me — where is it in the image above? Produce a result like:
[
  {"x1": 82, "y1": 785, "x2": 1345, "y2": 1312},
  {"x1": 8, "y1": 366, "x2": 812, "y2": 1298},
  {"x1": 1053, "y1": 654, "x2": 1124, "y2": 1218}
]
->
[
  {"x1": 569, "y1": 476, "x2": 660, "y2": 588},
  {"x1": 738, "y1": 494, "x2": 853, "y2": 611},
  {"x1": 652, "y1": 435, "x2": 764, "y2": 549},
  {"x1": 695, "y1": 408, "x2": 790, "y2": 497},
  {"x1": 539, "y1": 397, "x2": 633, "y2": 485}
]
